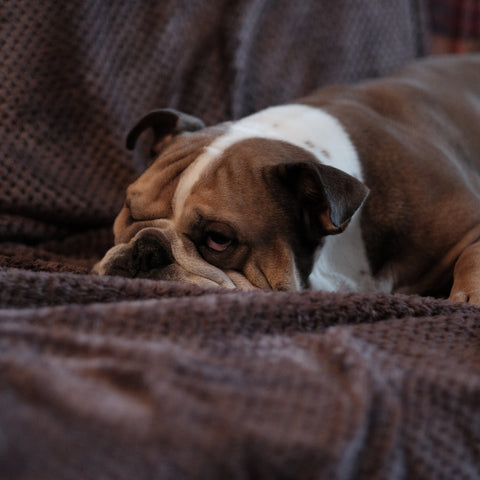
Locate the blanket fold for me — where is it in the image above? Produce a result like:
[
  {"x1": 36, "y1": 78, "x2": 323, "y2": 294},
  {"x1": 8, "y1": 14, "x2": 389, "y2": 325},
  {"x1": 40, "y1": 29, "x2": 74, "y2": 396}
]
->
[{"x1": 1, "y1": 273, "x2": 479, "y2": 479}]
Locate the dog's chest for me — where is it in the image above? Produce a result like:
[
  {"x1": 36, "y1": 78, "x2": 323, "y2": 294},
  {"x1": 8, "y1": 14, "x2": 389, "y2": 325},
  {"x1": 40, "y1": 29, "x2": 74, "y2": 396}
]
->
[{"x1": 308, "y1": 210, "x2": 394, "y2": 294}]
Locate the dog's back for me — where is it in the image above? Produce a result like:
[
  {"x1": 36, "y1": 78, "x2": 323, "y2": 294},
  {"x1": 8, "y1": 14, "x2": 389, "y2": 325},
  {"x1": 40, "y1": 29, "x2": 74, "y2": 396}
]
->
[{"x1": 302, "y1": 54, "x2": 480, "y2": 296}]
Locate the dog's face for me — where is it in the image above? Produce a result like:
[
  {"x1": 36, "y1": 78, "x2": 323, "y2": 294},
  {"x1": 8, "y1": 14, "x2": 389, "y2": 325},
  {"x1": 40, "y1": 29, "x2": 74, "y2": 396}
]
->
[{"x1": 94, "y1": 109, "x2": 368, "y2": 290}]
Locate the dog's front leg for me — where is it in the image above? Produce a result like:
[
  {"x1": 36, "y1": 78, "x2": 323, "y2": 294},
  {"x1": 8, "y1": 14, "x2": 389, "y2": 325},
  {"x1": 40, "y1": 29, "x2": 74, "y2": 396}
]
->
[{"x1": 449, "y1": 242, "x2": 480, "y2": 305}]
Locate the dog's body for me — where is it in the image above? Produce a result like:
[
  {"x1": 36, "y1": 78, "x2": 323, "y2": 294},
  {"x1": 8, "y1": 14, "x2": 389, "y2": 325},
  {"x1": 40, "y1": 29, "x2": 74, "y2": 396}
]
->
[{"x1": 95, "y1": 54, "x2": 480, "y2": 303}]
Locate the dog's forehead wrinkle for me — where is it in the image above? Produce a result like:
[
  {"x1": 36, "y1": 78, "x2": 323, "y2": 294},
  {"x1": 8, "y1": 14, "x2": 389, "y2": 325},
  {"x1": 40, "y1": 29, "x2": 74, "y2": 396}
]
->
[{"x1": 125, "y1": 128, "x2": 226, "y2": 221}]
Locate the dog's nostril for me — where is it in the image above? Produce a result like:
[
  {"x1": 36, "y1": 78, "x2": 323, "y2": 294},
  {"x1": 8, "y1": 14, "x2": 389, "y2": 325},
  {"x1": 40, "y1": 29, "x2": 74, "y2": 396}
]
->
[{"x1": 132, "y1": 234, "x2": 172, "y2": 272}]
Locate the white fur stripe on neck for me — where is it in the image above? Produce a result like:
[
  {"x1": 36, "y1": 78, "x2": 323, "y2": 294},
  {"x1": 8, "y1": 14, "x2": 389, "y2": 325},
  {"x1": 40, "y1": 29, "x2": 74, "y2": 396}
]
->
[{"x1": 173, "y1": 104, "x2": 362, "y2": 218}]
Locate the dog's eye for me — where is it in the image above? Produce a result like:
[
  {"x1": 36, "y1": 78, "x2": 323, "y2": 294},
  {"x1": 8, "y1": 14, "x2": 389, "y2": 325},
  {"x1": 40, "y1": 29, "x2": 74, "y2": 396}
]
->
[{"x1": 205, "y1": 231, "x2": 232, "y2": 252}]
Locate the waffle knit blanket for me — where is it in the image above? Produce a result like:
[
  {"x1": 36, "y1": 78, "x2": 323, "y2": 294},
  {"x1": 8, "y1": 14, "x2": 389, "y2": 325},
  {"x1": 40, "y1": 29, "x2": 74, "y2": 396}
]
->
[{"x1": 2, "y1": 1, "x2": 480, "y2": 479}]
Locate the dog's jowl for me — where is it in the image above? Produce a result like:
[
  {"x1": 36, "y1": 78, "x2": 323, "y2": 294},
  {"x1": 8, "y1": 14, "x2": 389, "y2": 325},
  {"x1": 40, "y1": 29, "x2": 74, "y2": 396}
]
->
[{"x1": 94, "y1": 54, "x2": 480, "y2": 304}]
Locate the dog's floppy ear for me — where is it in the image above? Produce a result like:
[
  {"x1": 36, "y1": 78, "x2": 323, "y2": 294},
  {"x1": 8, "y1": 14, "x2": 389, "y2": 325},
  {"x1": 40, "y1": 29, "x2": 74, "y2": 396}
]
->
[
  {"x1": 267, "y1": 160, "x2": 369, "y2": 239},
  {"x1": 126, "y1": 108, "x2": 205, "y2": 156}
]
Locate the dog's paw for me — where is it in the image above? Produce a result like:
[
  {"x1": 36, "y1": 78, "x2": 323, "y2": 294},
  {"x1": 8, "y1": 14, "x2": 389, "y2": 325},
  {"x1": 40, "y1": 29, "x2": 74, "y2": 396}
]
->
[
  {"x1": 448, "y1": 288, "x2": 480, "y2": 305},
  {"x1": 449, "y1": 241, "x2": 480, "y2": 306}
]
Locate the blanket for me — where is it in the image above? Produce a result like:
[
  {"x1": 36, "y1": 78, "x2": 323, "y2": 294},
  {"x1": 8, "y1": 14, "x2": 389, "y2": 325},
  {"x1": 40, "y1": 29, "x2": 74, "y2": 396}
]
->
[{"x1": 2, "y1": 1, "x2": 480, "y2": 478}]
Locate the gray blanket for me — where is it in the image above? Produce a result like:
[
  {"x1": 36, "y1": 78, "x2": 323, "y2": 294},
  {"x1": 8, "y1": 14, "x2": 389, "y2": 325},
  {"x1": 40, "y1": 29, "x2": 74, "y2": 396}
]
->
[{"x1": 2, "y1": 1, "x2": 479, "y2": 479}]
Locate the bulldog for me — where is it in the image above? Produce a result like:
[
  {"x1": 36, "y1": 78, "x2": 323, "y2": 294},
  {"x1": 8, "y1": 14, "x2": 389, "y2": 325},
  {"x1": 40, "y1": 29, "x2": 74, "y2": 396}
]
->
[{"x1": 94, "y1": 54, "x2": 480, "y2": 304}]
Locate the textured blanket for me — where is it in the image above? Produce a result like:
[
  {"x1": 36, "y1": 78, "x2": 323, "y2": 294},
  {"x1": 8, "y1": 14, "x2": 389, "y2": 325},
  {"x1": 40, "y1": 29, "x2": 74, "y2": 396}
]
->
[{"x1": 2, "y1": 1, "x2": 480, "y2": 479}]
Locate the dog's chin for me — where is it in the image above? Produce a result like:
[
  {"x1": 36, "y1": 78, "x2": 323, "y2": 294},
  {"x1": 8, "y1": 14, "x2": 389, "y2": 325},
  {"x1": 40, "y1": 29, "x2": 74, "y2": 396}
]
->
[
  {"x1": 142, "y1": 266, "x2": 258, "y2": 290},
  {"x1": 224, "y1": 270, "x2": 258, "y2": 290}
]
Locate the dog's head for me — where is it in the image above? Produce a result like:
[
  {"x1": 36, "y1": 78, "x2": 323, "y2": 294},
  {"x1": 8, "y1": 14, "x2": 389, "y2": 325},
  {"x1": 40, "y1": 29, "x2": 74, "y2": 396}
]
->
[{"x1": 94, "y1": 107, "x2": 368, "y2": 290}]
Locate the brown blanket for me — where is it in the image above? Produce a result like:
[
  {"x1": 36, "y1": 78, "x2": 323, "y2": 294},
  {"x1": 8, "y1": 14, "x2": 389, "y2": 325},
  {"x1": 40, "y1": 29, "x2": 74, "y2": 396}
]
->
[{"x1": 2, "y1": 1, "x2": 480, "y2": 478}]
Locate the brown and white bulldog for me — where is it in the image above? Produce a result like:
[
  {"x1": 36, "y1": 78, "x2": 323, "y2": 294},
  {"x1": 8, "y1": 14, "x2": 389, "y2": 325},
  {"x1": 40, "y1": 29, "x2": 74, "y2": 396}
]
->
[{"x1": 94, "y1": 54, "x2": 480, "y2": 304}]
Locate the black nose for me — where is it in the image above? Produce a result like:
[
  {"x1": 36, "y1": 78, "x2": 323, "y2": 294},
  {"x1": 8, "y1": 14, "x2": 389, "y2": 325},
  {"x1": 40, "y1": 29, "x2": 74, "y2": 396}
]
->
[
  {"x1": 100, "y1": 228, "x2": 174, "y2": 279},
  {"x1": 131, "y1": 230, "x2": 173, "y2": 274}
]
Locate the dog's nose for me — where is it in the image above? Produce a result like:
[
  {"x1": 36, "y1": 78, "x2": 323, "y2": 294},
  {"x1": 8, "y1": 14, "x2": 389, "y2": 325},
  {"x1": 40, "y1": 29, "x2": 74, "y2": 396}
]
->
[{"x1": 132, "y1": 229, "x2": 173, "y2": 273}]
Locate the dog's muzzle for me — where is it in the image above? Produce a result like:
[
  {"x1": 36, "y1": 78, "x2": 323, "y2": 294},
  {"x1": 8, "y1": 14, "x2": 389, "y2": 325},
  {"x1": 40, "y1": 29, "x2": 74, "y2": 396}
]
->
[
  {"x1": 94, "y1": 227, "x2": 174, "y2": 278},
  {"x1": 93, "y1": 223, "x2": 255, "y2": 290}
]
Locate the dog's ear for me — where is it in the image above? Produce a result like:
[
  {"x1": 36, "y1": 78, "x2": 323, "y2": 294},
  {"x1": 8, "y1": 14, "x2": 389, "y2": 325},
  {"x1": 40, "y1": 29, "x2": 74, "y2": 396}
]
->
[
  {"x1": 126, "y1": 108, "x2": 205, "y2": 157},
  {"x1": 266, "y1": 160, "x2": 369, "y2": 240}
]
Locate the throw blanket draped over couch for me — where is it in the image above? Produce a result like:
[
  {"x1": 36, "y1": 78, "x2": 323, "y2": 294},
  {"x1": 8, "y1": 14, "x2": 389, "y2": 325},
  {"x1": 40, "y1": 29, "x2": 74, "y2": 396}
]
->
[{"x1": 1, "y1": 1, "x2": 479, "y2": 478}]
